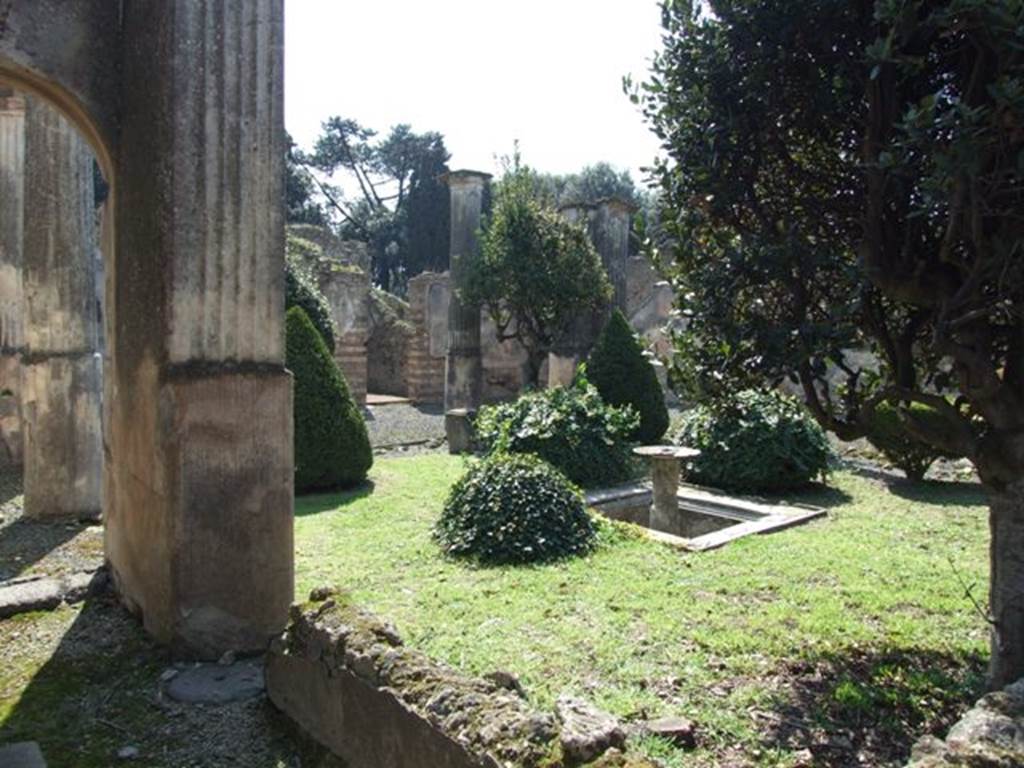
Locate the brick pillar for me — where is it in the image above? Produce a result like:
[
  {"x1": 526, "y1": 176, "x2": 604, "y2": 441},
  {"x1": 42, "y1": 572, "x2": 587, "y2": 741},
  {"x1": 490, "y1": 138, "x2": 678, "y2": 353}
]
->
[{"x1": 406, "y1": 272, "x2": 448, "y2": 404}]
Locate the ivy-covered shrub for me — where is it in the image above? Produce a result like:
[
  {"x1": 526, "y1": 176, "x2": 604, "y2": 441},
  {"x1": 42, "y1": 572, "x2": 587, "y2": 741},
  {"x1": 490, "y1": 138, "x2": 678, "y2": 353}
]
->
[
  {"x1": 435, "y1": 453, "x2": 596, "y2": 564},
  {"x1": 286, "y1": 307, "x2": 372, "y2": 493},
  {"x1": 286, "y1": 258, "x2": 335, "y2": 352},
  {"x1": 587, "y1": 309, "x2": 669, "y2": 443},
  {"x1": 866, "y1": 401, "x2": 956, "y2": 481},
  {"x1": 676, "y1": 389, "x2": 830, "y2": 492},
  {"x1": 475, "y1": 379, "x2": 639, "y2": 488}
]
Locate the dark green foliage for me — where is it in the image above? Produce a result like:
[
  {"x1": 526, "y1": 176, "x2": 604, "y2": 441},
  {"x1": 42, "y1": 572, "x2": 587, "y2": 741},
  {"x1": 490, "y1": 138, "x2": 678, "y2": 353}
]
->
[
  {"x1": 403, "y1": 141, "x2": 450, "y2": 277},
  {"x1": 435, "y1": 453, "x2": 596, "y2": 564},
  {"x1": 286, "y1": 133, "x2": 328, "y2": 226},
  {"x1": 467, "y1": 154, "x2": 613, "y2": 385},
  {"x1": 285, "y1": 259, "x2": 335, "y2": 353},
  {"x1": 474, "y1": 379, "x2": 639, "y2": 489},
  {"x1": 676, "y1": 390, "x2": 831, "y2": 492},
  {"x1": 587, "y1": 309, "x2": 669, "y2": 444},
  {"x1": 867, "y1": 402, "x2": 957, "y2": 481},
  {"x1": 286, "y1": 307, "x2": 372, "y2": 493},
  {"x1": 307, "y1": 118, "x2": 451, "y2": 292}
]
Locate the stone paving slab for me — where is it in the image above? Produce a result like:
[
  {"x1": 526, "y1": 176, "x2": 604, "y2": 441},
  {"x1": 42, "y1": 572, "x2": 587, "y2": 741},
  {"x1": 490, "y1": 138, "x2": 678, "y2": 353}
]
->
[
  {"x1": 0, "y1": 568, "x2": 107, "y2": 619},
  {"x1": 0, "y1": 741, "x2": 47, "y2": 767}
]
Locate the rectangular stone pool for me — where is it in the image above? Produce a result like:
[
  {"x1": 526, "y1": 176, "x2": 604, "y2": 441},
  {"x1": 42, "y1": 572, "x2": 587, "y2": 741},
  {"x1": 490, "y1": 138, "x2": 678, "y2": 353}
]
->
[{"x1": 585, "y1": 482, "x2": 826, "y2": 551}]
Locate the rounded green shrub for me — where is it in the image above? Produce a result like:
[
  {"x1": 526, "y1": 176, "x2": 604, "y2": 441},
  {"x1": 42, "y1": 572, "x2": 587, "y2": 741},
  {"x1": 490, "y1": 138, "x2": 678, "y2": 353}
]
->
[
  {"x1": 474, "y1": 379, "x2": 639, "y2": 489},
  {"x1": 286, "y1": 259, "x2": 335, "y2": 352},
  {"x1": 435, "y1": 453, "x2": 596, "y2": 564},
  {"x1": 286, "y1": 307, "x2": 372, "y2": 493},
  {"x1": 866, "y1": 401, "x2": 957, "y2": 481},
  {"x1": 676, "y1": 389, "x2": 830, "y2": 492},
  {"x1": 587, "y1": 309, "x2": 669, "y2": 443}
]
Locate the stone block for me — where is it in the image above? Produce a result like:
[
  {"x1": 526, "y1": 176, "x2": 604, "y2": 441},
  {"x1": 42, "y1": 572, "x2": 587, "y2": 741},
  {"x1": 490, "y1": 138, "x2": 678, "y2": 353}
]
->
[
  {"x1": 106, "y1": 368, "x2": 293, "y2": 659},
  {"x1": 0, "y1": 742, "x2": 47, "y2": 768},
  {"x1": 445, "y1": 409, "x2": 474, "y2": 455},
  {"x1": 21, "y1": 354, "x2": 102, "y2": 520},
  {"x1": 267, "y1": 590, "x2": 563, "y2": 768},
  {"x1": 0, "y1": 579, "x2": 62, "y2": 619}
]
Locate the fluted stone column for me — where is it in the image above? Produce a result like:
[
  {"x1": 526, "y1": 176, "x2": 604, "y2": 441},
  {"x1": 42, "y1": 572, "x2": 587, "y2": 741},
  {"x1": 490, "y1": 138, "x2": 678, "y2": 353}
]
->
[
  {"x1": 102, "y1": 0, "x2": 293, "y2": 658},
  {"x1": 548, "y1": 203, "x2": 597, "y2": 388},
  {"x1": 0, "y1": 89, "x2": 25, "y2": 465},
  {"x1": 20, "y1": 97, "x2": 102, "y2": 521},
  {"x1": 444, "y1": 170, "x2": 490, "y2": 412},
  {"x1": 592, "y1": 198, "x2": 635, "y2": 313}
]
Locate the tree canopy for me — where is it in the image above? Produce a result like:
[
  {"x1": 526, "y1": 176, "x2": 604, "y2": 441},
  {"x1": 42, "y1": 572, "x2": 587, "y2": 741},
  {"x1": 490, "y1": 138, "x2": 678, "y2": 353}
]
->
[
  {"x1": 466, "y1": 155, "x2": 613, "y2": 385},
  {"x1": 638, "y1": 0, "x2": 1024, "y2": 685},
  {"x1": 293, "y1": 118, "x2": 451, "y2": 293}
]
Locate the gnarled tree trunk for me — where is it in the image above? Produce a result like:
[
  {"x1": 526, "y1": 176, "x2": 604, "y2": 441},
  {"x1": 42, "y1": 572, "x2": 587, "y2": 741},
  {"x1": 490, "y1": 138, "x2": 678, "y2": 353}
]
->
[{"x1": 989, "y1": 478, "x2": 1024, "y2": 688}]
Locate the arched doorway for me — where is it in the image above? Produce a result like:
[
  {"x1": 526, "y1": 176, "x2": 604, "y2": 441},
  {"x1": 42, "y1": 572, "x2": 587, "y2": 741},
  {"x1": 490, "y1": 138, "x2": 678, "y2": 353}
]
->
[{"x1": 0, "y1": 0, "x2": 293, "y2": 658}]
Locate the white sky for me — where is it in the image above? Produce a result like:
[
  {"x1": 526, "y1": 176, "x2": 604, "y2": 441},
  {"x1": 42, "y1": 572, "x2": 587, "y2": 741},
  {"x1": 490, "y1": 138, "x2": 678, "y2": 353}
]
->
[{"x1": 284, "y1": 0, "x2": 666, "y2": 185}]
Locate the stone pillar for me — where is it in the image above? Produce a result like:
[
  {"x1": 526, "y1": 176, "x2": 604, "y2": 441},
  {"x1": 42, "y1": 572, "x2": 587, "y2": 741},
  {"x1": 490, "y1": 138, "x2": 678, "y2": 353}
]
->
[
  {"x1": 591, "y1": 199, "x2": 635, "y2": 313},
  {"x1": 104, "y1": 0, "x2": 293, "y2": 658},
  {"x1": 20, "y1": 97, "x2": 102, "y2": 521},
  {"x1": 444, "y1": 171, "x2": 490, "y2": 412},
  {"x1": 0, "y1": 89, "x2": 25, "y2": 465},
  {"x1": 548, "y1": 203, "x2": 597, "y2": 388}
]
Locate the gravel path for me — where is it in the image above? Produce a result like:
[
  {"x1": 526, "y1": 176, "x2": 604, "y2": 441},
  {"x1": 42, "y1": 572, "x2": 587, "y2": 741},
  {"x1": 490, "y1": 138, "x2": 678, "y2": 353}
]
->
[
  {"x1": 362, "y1": 403, "x2": 445, "y2": 450},
  {"x1": 0, "y1": 462, "x2": 103, "y2": 584}
]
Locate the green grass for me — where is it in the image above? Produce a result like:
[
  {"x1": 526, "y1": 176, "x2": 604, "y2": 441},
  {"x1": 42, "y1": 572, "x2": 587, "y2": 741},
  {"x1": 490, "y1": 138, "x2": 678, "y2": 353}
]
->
[{"x1": 295, "y1": 454, "x2": 990, "y2": 767}]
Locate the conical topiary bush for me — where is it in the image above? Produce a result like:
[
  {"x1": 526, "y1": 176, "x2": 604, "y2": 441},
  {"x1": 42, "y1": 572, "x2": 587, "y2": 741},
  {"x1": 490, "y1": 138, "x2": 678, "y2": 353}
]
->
[
  {"x1": 586, "y1": 308, "x2": 669, "y2": 444},
  {"x1": 286, "y1": 306, "x2": 372, "y2": 493}
]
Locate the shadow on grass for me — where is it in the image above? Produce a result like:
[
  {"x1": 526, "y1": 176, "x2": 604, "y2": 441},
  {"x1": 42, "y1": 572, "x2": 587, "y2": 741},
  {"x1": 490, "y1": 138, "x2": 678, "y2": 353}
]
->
[
  {"x1": 0, "y1": 594, "x2": 311, "y2": 768},
  {"x1": 743, "y1": 481, "x2": 854, "y2": 511},
  {"x1": 755, "y1": 646, "x2": 986, "y2": 767},
  {"x1": 885, "y1": 479, "x2": 987, "y2": 509},
  {"x1": 294, "y1": 480, "x2": 376, "y2": 517}
]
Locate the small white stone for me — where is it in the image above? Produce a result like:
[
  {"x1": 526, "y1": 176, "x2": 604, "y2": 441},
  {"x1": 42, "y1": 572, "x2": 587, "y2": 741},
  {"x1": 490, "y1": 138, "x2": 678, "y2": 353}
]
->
[{"x1": 117, "y1": 745, "x2": 139, "y2": 760}]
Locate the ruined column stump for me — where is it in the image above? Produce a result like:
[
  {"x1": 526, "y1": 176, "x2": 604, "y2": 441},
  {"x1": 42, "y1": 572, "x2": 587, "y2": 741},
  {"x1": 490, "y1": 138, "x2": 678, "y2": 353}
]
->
[{"x1": 445, "y1": 408, "x2": 475, "y2": 455}]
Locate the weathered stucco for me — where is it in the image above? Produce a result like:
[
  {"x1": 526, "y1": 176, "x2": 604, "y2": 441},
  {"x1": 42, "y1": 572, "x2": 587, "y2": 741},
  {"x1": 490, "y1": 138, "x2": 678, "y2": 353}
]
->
[
  {"x1": 20, "y1": 96, "x2": 101, "y2": 520},
  {"x1": 2, "y1": 1, "x2": 293, "y2": 656},
  {"x1": 445, "y1": 171, "x2": 490, "y2": 412}
]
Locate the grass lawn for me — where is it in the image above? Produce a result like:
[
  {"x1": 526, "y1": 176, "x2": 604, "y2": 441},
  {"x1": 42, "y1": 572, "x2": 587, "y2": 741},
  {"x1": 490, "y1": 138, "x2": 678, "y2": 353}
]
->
[{"x1": 295, "y1": 453, "x2": 990, "y2": 768}]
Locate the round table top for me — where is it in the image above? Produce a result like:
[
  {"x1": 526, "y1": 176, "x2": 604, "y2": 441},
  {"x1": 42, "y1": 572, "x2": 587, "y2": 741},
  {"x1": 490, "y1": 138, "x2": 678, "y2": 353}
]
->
[{"x1": 632, "y1": 445, "x2": 701, "y2": 460}]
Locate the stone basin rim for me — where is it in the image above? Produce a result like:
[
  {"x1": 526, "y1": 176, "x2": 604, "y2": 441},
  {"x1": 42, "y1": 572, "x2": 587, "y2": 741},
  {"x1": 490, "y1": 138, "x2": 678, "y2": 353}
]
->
[{"x1": 633, "y1": 445, "x2": 701, "y2": 460}]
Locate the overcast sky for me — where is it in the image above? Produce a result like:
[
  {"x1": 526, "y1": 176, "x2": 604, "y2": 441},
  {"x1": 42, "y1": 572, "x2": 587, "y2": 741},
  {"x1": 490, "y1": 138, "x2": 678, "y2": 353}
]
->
[{"x1": 284, "y1": 0, "x2": 666, "y2": 185}]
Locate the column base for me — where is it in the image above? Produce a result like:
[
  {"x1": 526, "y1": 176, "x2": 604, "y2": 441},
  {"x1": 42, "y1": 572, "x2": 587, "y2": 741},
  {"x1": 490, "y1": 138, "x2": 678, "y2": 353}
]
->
[
  {"x1": 21, "y1": 352, "x2": 102, "y2": 520},
  {"x1": 105, "y1": 365, "x2": 294, "y2": 659}
]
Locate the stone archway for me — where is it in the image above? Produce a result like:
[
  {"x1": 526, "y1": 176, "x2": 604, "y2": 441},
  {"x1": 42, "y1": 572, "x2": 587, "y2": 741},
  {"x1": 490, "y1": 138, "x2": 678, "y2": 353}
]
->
[{"x1": 0, "y1": 1, "x2": 293, "y2": 658}]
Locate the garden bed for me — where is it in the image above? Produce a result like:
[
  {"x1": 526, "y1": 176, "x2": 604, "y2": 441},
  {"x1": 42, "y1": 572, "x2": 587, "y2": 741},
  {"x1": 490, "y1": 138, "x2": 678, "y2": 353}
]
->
[{"x1": 294, "y1": 454, "x2": 990, "y2": 767}]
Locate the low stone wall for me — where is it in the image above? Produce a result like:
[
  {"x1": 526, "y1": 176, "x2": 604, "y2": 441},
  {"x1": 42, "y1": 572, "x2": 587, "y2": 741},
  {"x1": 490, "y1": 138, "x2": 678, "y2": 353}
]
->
[
  {"x1": 267, "y1": 589, "x2": 651, "y2": 768},
  {"x1": 906, "y1": 678, "x2": 1024, "y2": 767}
]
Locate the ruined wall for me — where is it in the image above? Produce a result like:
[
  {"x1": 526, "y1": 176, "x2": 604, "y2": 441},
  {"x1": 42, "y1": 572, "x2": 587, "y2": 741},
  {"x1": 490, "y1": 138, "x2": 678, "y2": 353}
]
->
[
  {"x1": 321, "y1": 267, "x2": 371, "y2": 405},
  {"x1": 626, "y1": 255, "x2": 675, "y2": 360},
  {"x1": 367, "y1": 288, "x2": 413, "y2": 397},
  {"x1": 405, "y1": 272, "x2": 449, "y2": 404}
]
